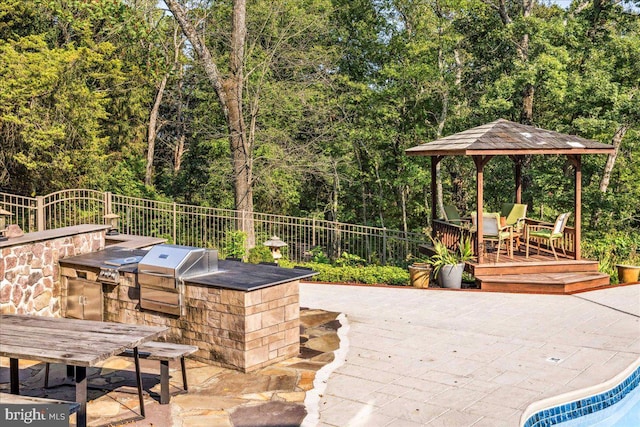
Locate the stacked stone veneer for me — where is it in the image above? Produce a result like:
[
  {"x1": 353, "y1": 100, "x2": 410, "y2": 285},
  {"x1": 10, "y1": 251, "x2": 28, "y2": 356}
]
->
[
  {"x1": 0, "y1": 231, "x2": 104, "y2": 317},
  {"x1": 102, "y1": 272, "x2": 300, "y2": 372}
]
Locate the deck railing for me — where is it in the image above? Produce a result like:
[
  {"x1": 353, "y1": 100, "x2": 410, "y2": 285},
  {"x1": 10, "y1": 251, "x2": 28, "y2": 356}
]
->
[
  {"x1": 0, "y1": 189, "x2": 428, "y2": 265},
  {"x1": 432, "y1": 217, "x2": 577, "y2": 258}
]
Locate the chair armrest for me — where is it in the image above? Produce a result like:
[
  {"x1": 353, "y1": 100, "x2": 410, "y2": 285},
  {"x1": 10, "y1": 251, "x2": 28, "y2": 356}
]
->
[
  {"x1": 499, "y1": 224, "x2": 513, "y2": 233},
  {"x1": 526, "y1": 224, "x2": 553, "y2": 232}
]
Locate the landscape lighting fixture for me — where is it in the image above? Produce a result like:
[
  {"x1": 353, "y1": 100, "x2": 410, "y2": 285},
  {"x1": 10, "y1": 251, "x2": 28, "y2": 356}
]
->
[
  {"x1": 104, "y1": 213, "x2": 120, "y2": 236},
  {"x1": 263, "y1": 235, "x2": 287, "y2": 264}
]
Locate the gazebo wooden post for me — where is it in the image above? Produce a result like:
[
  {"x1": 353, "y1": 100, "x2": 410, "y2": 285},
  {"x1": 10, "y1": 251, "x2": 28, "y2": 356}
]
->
[
  {"x1": 568, "y1": 155, "x2": 582, "y2": 260},
  {"x1": 430, "y1": 156, "x2": 443, "y2": 239},
  {"x1": 473, "y1": 155, "x2": 493, "y2": 263}
]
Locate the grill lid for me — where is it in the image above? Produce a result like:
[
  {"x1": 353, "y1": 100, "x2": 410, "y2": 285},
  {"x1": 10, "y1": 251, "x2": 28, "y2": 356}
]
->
[{"x1": 138, "y1": 244, "x2": 215, "y2": 278}]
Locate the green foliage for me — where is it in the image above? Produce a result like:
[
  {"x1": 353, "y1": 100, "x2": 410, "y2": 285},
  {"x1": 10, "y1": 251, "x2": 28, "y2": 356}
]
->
[
  {"x1": 222, "y1": 230, "x2": 247, "y2": 260},
  {"x1": 334, "y1": 252, "x2": 366, "y2": 267},
  {"x1": 1, "y1": 0, "x2": 638, "y2": 260},
  {"x1": 247, "y1": 246, "x2": 274, "y2": 264},
  {"x1": 308, "y1": 247, "x2": 331, "y2": 264},
  {"x1": 302, "y1": 262, "x2": 410, "y2": 286},
  {"x1": 428, "y1": 236, "x2": 473, "y2": 278},
  {"x1": 582, "y1": 231, "x2": 640, "y2": 284}
]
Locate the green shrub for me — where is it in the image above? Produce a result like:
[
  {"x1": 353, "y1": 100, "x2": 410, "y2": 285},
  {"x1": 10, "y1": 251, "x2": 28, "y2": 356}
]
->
[
  {"x1": 247, "y1": 245, "x2": 274, "y2": 264},
  {"x1": 582, "y1": 231, "x2": 639, "y2": 284},
  {"x1": 334, "y1": 252, "x2": 366, "y2": 267},
  {"x1": 308, "y1": 246, "x2": 330, "y2": 264},
  {"x1": 300, "y1": 262, "x2": 409, "y2": 286},
  {"x1": 222, "y1": 230, "x2": 246, "y2": 260}
]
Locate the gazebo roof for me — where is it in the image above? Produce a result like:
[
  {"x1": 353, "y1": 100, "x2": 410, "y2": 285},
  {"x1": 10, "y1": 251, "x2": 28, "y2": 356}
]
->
[{"x1": 405, "y1": 119, "x2": 615, "y2": 156}]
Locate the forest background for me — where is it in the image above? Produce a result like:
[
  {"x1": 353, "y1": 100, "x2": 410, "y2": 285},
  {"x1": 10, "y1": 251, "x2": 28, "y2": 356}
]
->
[{"x1": 1, "y1": 0, "x2": 638, "y2": 266}]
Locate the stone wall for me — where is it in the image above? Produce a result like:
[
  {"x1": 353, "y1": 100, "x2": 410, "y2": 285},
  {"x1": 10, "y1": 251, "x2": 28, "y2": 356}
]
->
[
  {"x1": 101, "y1": 272, "x2": 300, "y2": 372},
  {"x1": 0, "y1": 230, "x2": 105, "y2": 316}
]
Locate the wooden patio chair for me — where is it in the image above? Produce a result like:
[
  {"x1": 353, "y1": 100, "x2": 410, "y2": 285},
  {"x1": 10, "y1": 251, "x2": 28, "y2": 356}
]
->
[
  {"x1": 443, "y1": 205, "x2": 469, "y2": 226},
  {"x1": 525, "y1": 212, "x2": 571, "y2": 260},
  {"x1": 472, "y1": 212, "x2": 513, "y2": 262}
]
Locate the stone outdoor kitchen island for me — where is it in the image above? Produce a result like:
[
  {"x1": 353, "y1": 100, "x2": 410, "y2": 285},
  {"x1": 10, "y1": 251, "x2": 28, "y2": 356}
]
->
[
  {"x1": 1, "y1": 225, "x2": 316, "y2": 373},
  {"x1": 59, "y1": 246, "x2": 316, "y2": 372}
]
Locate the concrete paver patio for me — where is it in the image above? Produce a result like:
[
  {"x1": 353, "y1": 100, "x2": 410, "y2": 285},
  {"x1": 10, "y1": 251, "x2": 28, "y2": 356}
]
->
[{"x1": 300, "y1": 283, "x2": 640, "y2": 427}]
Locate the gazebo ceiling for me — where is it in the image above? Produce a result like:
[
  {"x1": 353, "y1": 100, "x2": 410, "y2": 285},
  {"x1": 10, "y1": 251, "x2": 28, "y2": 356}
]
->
[{"x1": 405, "y1": 118, "x2": 615, "y2": 156}]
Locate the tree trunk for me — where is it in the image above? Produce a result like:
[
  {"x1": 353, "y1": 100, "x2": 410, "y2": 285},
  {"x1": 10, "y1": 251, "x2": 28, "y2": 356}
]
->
[
  {"x1": 164, "y1": 0, "x2": 255, "y2": 248},
  {"x1": 145, "y1": 73, "x2": 168, "y2": 186},
  {"x1": 520, "y1": 83, "x2": 534, "y2": 125},
  {"x1": 174, "y1": 134, "x2": 185, "y2": 173},
  {"x1": 599, "y1": 124, "x2": 628, "y2": 192}
]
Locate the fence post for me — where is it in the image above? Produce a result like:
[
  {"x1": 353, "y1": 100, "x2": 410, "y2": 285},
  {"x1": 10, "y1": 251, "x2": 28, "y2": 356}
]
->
[
  {"x1": 36, "y1": 196, "x2": 44, "y2": 231},
  {"x1": 173, "y1": 202, "x2": 177, "y2": 244},
  {"x1": 382, "y1": 227, "x2": 387, "y2": 265},
  {"x1": 312, "y1": 218, "x2": 316, "y2": 247},
  {"x1": 103, "y1": 192, "x2": 112, "y2": 219}
]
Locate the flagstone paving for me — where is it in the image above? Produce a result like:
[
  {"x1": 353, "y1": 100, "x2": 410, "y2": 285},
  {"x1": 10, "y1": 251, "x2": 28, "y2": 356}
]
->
[{"x1": 0, "y1": 308, "x2": 342, "y2": 427}]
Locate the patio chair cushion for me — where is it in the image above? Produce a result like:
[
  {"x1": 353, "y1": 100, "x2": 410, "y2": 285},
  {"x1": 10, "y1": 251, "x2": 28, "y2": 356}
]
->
[{"x1": 529, "y1": 229, "x2": 563, "y2": 239}]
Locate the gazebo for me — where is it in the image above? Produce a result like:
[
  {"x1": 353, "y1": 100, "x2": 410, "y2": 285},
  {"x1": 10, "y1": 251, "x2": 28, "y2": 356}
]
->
[{"x1": 405, "y1": 119, "x2": 615, "y2": 292}]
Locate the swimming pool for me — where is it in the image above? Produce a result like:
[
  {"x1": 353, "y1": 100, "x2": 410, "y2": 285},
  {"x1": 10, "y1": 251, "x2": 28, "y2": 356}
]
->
[
  {"x1": 555, "y1": 375, "x2": 640, "y2": 426},
  {"x1": 521, "y1": 358, "x2": 640, "y2": 427}
]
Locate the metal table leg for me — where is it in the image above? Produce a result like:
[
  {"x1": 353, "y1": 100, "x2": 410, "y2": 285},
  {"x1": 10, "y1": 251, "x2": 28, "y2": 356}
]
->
[
  {"x1": 9, "y1": 358, "x2": 19, "y2": 394},
  {"x1": 134, "y1": 347, "x2": 145, "y2": 417}
]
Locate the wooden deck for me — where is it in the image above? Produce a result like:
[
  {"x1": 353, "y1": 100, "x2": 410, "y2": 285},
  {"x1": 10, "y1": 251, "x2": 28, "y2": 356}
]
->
[{"x1": 419, "y1": 243, "x2": 610, "y2": 294}]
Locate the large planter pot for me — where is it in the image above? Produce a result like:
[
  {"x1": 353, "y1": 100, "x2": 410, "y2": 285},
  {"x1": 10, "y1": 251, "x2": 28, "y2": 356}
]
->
[
  {"x1": 409, "y1": 263, "x2": 432, "y2": 288},
  {"x1": 616, "y1": 264, "x2": 640, "y2": 284},
  {"x1": 437, "y1": 263, "x2": 465, "y2": 289}
]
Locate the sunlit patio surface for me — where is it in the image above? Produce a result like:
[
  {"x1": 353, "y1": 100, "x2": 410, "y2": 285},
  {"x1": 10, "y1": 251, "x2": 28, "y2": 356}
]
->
[{"x1": 301, "y1": 282, "x2": 639, "y2": 427}]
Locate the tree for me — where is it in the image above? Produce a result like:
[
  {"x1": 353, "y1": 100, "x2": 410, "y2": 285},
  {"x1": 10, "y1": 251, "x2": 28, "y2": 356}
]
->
[{"x1": 164, "y1": 0, "x2": 255, "y2": 246}]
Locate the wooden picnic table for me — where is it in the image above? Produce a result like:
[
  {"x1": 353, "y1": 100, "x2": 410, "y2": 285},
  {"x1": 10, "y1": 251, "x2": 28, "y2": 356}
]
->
[{"x1": 0, "y1": 314, "x2": 167, "y2": 427}]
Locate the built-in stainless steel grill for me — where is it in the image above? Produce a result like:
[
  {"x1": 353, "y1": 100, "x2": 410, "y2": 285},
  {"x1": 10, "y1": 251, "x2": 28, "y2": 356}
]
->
[{"x1": 138, "y1": 244, "x2": 218, "y2": 316}]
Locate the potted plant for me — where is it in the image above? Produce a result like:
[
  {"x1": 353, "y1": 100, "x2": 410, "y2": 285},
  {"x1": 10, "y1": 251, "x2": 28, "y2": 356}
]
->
[
  {"x1": 407, "y1": 255, "x2": 432, "y2": 288},
  {"x1": 428, "y1": 236, "x2": 473, "y2": 289}
]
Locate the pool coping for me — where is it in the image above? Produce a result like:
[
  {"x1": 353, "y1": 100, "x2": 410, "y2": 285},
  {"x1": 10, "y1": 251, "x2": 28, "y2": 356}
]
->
[{"x1": 520, "y1": 356, "x2": 640, "y2": 426}]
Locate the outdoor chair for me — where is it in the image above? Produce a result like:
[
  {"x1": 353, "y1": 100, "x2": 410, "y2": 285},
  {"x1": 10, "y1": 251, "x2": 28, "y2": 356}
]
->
[
  {"x1": 443, "y1": 205, "x2": 469, "y2": 226},
  {"x1": 471, "y1": 212, "x2": 513, "y2": 262},
  {"x1": 501, "y1": 203, "x2": 528, "y2": 233},
  {"x1": 525, "y1": 212, "x2": 571, "y2": 260},
  {"x1": 501, "y1": 203, "x2": 528, "y2": 250}
]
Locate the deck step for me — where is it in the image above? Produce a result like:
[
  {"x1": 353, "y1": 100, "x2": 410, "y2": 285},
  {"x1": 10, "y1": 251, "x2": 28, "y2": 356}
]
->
[
  {"x1": 471, "y1": 260, "x2": 600, "y2": 276},
  {"x1": 476, "y1": 272, "x2": 610, "y2": 294}
]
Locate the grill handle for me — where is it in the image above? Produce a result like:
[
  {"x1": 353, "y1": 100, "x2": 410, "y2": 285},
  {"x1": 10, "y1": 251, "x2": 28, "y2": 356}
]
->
[{"x1": 138, "y1": 270, "x2": 174, "y2": 278}]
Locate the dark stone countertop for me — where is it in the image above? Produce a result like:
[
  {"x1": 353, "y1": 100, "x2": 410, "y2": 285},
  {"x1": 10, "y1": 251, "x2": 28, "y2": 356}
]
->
[
  {"x1": 184, "y1": 260, "x2": 317, "y2": 291},
  {"x1": 59, "y1": 247, "x2": 317, "y2": 291}
]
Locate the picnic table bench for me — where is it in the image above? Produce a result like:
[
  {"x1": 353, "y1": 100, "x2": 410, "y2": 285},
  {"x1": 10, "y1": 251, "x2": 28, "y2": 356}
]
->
[
  {"x1": 0, "y1": 314, "x2": 167, "y2": 427},
  {"x1": 45, "y1": 341, "x2": 198, "y2": 404}
]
